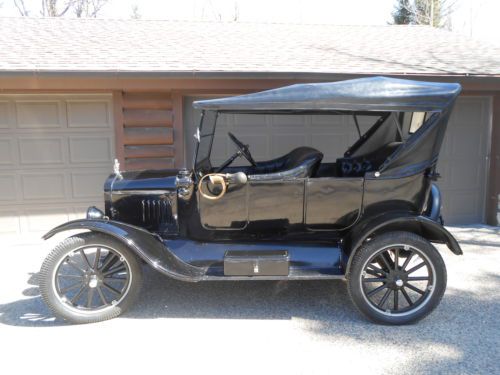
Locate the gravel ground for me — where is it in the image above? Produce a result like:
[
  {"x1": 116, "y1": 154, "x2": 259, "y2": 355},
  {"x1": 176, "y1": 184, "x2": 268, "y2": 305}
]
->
[{"x1": 0, "y1": 226, "x2": 499, "y2": 375}]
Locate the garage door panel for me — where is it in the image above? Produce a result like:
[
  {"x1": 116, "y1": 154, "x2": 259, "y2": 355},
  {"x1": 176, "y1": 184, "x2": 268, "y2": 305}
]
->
[
  {"x1": 67, "y1": 100, "x2": 111, "y2": 128},
  {"x1": 0, "y1": 138, "x2": 15, "y2": 165},
  {"x1": 450, "y1": 161, "x2": 482, "y2": 189},
  {"x1": 69, "y1": 136, "x2": 113, "y2": 163},
  {"x1": 71, "y1": 170, "x2": 109, "y2": 199},
  {"x1": 16, "y1": 101, "x2": 64, "y2": 128},
  {"x1": 270, "y1": 114, "x2": 306, "y2": 127},
  {"x1": 0, "y1": 175, "x2": 17, "y2": 201},
  {"x1": 0, "y1": 101, "x2": 9, "y2": 128},
  {"x1": 21, "y1": 173, "x2": 67, "y2": 200},
  {"x1": 437, "y1": 96, "x2": 490, "y2": 224},
  {"x1": 233, "y1": 113, "x2": 267, "y2": 128},
  {"x1": 450, "y1": 100, "x2": 483, "y2": 125},
  {"x1": 0, "y1": 93, "x2": 114, "y2": 242},
  {"x1": 18, "y1": 137, "x2": 65, "y2": 164},
  {"x1": 272, "y1": 134, "x2": 308, "y2": 156},
  {"x1": 311, "y1": 114, "x2": 343, "y2": 128},
  {"x1": 450, "y1": 131, "x2": 483, "y2": 158},
  {"x1": 443, "y1": 192, "x2": 481, "y2": 224},
  {"x1": 311, "y1": 133, "x2": 349, "y2": 160},
  {"x1": 0, "y1": 210, "x2": 20, "y2": 235},
  {"x1": 23, "y1": 207, "x2": 71, "y2": 232}
]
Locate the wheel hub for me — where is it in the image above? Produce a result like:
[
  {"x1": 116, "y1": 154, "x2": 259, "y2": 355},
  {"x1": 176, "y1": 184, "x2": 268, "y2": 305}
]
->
[
  {"x1": 395, "y1": 279, "x2": 404, "y2": 288},
  {"x1": 88, "y1": 274, "x2": 100, "y2": 288}
]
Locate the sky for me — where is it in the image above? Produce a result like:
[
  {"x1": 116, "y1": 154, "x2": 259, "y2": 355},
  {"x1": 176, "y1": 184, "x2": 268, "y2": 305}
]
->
[{"x1": 0, "y1": 0, "x2": 498, "y2": 45}]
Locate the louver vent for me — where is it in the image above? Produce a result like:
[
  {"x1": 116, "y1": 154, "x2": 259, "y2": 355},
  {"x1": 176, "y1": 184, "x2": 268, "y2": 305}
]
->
[{"x1": 141, "y1": 198, "x2": 173, "y2": 225}]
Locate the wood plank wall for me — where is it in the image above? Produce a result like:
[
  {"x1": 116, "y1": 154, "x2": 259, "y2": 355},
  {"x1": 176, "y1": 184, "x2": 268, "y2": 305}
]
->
[{"x1": 119, "y1": 91, "x2": 175, "y2": 170}]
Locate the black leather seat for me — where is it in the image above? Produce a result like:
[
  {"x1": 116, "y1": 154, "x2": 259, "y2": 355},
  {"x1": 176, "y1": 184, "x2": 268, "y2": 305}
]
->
[{"x1": 233, "y1": 147, "x2": 323, "y2": 180}]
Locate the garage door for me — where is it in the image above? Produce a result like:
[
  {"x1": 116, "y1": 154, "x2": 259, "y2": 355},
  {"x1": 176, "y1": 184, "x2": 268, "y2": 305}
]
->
[
  {"x1": 0, "y1": 94, "x2": 114, "y2": 242},
  {"x1": 184, "y1": 96, "x2": 490, "y2": 225}
]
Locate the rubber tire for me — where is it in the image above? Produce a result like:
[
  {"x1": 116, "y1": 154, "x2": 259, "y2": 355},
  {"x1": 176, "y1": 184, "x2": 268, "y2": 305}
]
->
[
  {"x1": 347, "y1": 231, "x2": 447, "y2": 325},
  {"x1": 39, "y1": 232, "x2": 143, "y2": 324}
]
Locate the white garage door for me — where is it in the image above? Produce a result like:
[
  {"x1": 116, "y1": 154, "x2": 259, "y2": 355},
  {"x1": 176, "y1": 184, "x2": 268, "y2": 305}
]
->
[
  {"x1": 0, "y1": 94, "x2": 114, "y2": 242},
  {"x1": 184, "y1": 96, "x2": 490, "y2": 225}
]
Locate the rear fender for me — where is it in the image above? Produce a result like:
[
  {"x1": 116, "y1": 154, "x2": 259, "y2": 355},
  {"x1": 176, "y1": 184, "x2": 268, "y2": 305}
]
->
[
  {"x1": 43, "y1": 219, "x2": 206, "y2": 282},
  {"x1": 344, "y1": 213, "x2": 462, "y2": 273}
]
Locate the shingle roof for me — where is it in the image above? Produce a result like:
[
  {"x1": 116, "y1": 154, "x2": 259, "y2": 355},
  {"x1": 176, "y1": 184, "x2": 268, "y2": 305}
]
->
[{"x1": 0, "y1": 17, "x2": 499, "y2": 77}]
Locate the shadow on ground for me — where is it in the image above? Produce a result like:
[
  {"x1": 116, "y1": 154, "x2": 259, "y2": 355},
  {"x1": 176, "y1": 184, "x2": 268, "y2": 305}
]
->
[{"x1": 0, "y1": 263, "x2": 498, "y2": 373}]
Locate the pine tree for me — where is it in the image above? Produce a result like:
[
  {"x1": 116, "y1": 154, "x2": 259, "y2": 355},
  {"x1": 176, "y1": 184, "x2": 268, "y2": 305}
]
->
[{"x1": 392, "y1": 0, "x2": 413, "y2": 25}]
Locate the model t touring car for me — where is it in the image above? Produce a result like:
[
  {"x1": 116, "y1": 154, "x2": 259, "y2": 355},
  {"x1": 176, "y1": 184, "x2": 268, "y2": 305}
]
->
[{"x1": 39, "y1": 76, "x2": 463, "y2": 325}]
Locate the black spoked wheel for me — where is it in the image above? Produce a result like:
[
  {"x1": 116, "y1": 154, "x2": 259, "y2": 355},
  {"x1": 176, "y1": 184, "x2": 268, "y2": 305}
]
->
[
  {"x1": 348, "y1": 231, "x2": 446, "y2": 325},
  {"x1": 40, "y1": 233, "x2": 142, "y2": 324},
  {"x1": 362, "y1": 245, "x2": 434, "y2": 315},
  {"x1": 55, "y1": 245, "x2": 131, "y2": 311}
]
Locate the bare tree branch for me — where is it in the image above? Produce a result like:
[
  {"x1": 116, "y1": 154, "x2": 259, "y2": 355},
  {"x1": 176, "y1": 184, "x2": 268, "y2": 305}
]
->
[{"x1": 13, "y1": 0, "x2": 30, "y2": 16}]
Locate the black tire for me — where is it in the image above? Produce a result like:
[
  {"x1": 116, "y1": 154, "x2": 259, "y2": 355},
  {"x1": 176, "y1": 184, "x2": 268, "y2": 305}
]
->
[
  {"x1": 39, "y1": 232, "x2": 143, "y2": 324},
  {"x1": 348, "y1": 231, "x2": 447, "y2": 325}
]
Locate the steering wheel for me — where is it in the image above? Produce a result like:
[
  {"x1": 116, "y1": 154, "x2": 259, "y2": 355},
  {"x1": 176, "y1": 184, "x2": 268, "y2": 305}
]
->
[
  {"x1": 215, "y1": 132, "x2": 257, "y2": 172},
  {"x1": 228, "y1": 132, "x2": 257, "y2": 166}
]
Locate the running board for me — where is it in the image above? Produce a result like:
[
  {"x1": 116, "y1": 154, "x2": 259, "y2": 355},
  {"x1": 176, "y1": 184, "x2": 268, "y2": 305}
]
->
[{"x1": 165, "y1": 239, "x2": 346, "y2": 280}]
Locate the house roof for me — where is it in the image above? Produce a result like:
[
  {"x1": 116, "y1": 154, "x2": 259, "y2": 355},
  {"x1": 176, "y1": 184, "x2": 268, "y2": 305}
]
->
[
  {"x1": 194, "y1": 76, "x2": 462, "y2": 112},
  {"x1": 0, "y1": 17, "x2": 499, "y2": 77}
]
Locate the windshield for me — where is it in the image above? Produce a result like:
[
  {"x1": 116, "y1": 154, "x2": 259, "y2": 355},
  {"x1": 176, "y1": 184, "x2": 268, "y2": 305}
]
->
[{"x1": 194, "y1": 110, "x2": 218, "y2": 173}]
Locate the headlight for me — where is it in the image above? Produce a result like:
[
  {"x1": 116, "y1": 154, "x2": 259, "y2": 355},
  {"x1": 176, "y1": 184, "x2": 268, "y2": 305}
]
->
[{"x1": 86, "y1": 206, "x2": 104, "y2": 220}]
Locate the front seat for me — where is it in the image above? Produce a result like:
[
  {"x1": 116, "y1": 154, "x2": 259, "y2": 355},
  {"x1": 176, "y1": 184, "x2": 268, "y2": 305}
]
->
[{"x1": 247, "y1": 147, "x2": 323, "y2": 181}]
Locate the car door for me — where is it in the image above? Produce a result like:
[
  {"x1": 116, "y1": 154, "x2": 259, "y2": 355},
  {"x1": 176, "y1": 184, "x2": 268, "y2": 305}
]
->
[
  {"x1": 305, "y1": 177, "x2": 364, "y2": 229},
  {"x1": 198, "y1": 176, "x2": 305, "y2": 232}
]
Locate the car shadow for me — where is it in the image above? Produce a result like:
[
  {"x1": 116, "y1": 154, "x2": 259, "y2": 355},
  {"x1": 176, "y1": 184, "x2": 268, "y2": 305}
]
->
[
  {"x1": 0, "y1": 266, "x2": 358, "y2": 327},
  {"x1": 1, "y1": 267, "x2": 499, "y2": 372}
]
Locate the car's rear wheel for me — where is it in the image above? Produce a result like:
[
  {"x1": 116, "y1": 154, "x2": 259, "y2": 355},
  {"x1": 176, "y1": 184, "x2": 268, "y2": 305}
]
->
[
  {"x1": 348, "y1": 231, "x2": 447, "y2": 325},
  {"x1": 39, "y1": 232, "x2": 142, "y2": 324}
]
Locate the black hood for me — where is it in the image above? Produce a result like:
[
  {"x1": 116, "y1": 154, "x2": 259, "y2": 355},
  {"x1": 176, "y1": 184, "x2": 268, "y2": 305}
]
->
[{"x1": 105, "y1": 169, "x2": 180, "y2": 192}]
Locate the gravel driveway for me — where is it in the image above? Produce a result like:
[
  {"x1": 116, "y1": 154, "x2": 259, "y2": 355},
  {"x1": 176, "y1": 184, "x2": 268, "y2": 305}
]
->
[{"x1": 1, "y1": 226, "x2": 499, "y2": 375}]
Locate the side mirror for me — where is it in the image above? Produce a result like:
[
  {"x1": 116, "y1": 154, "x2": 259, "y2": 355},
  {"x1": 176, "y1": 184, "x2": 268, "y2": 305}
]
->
[{"x1": 227, "y1": 171, "x2": 247, "y2": 185}]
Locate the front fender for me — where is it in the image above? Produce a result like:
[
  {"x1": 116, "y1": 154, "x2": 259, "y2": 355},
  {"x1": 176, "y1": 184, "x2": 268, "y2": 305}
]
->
[
  {"x1": 344, "y1": 212, "x2": 462, "y2": 273},
  {"x1": 43, "y1": 219, "x2": 206, "y2": 282}
]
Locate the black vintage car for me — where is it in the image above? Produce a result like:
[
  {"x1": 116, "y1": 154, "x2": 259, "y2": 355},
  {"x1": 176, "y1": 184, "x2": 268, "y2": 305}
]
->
[{"x1": 39, "y1": 77, "x2": 463, "y2": 325}]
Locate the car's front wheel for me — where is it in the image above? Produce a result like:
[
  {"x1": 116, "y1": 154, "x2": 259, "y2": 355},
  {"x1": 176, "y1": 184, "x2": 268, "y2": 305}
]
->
[
  {"x1": 348, "y1": 231, "x2": 447, "y2": 325},
  {"x1": 39, "y1": 232, "x2": 142, "y2": 324}
]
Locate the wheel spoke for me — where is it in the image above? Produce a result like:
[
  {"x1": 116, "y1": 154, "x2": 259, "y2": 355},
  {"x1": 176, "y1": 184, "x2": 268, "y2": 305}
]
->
[
  {"x1": 393, "y1": 290, "x2": 399, "y2": 311},
  {"x1": 401, "y1": 287, "x2": 414, "y2": 306},
  {"x1": 407, "y1": 276, "x2": 430, "y2": 281},
  {"x1": 86, "y1": 288, "x2": 95, "y2": 308},
  {"x1": 66, "y1": 259, "x2": 86, "y2": 275},
  {"x1": 406, "y1": 262, "x2": 426, "y2": 275},
  {"x1": 367, "y1": 283, "x2": 388, "y2": 297},
  {"x1": 401, "y1": 252, "x2": 414, "y2": 271},
  {"x1": 79, "y1": 249, "x2": 92, "y2": 269},
  {"x1": 378, "y1": 288, "x2": 392, "y2": 308},
  {"x1": 93, "y1": 248, "x2": 101, "y2": 270},
  {"x1": 405, "y1": 283, "x2": 425, "y2": 295},
  {"x1": 102, "y1": 282, "x2": 122, "y2": 295},
  {"x1": 367, "y1": 264, "x2": 387, "y2": 277},
  {"x1": 104, "y1": 276, "x2": 127, "y2": 281},
  {"x1": 71, "y1": 285, "x2": 87, "y2": 304},
  {"x1": 100, "y1": 253, "x2": 118, "y2": 272},
  {"x1": 363, "y1": 277, "x2": 387, "y2": 283},
  {"x1": 104, "y1": 265, "x2": 126, "y2": 277},
  {"x1": 379, "y1": 252, "x2": 394, "y2": 271},
  {"x1": 58, "y1": 274, "x2": 83, "y2": 279},
  {"x1": 97, "y1": 286, "x2": 108, "y2": 305},
  {"x1": 394, "y1": 248, "x2": 399, "y2": 270},
  {"x1": 60, "y1": 281, "x2": 84, "y2": 294}
]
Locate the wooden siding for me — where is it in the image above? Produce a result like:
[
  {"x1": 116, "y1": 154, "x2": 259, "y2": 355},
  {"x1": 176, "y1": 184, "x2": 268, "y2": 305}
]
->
[{"x1": 118, "y1": 91, "x2": 175, "y2": 170}]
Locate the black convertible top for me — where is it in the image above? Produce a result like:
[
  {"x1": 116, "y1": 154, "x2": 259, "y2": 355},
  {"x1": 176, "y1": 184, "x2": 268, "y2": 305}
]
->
[{"x1": 193, "y1": 76, "x2": 461, "y2": 112}]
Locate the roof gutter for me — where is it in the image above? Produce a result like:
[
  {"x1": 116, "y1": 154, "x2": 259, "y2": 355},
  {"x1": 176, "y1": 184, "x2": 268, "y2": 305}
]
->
[{"x1": 0, "y1": 70, "x2": 499, "y2": 82}]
